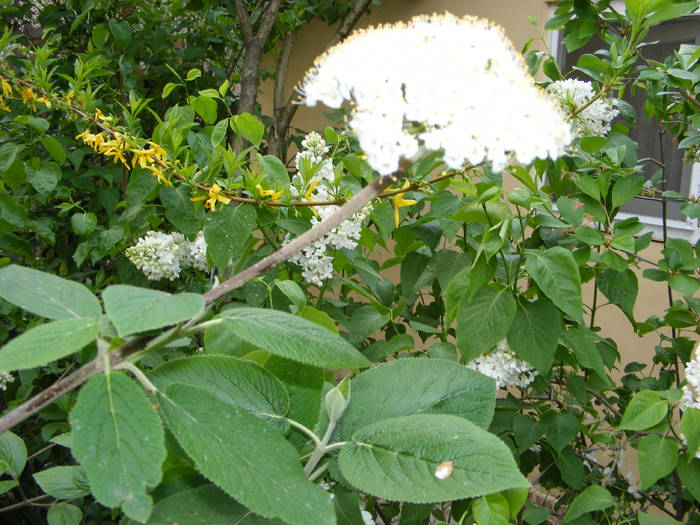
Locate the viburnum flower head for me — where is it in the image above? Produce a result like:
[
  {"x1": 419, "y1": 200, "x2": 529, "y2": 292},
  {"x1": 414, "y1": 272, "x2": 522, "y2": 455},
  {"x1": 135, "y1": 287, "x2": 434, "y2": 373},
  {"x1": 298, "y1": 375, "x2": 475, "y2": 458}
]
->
[
  {"x1": 546, "y1": 79, "x2": 619, "y2": 137},
  {"x1": 300, "y1": 13, "x2": 572, "y2": 175}
]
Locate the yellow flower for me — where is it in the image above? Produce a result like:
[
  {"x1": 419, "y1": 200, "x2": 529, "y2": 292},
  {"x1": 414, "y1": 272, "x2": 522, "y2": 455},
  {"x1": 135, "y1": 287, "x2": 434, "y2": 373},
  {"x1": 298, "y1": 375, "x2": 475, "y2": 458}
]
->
[
  {"x1": 131, "y1": 148, "x2": 157, "y2": 169},
  {"x1": 145, "y1": 165, "x2": 172, "y2": 186},
  {"x1": 65, "y1": 90, "x2": 75, "y2": 106},
  {"x1": 0, "y1": 98, "x2": 9, "y2": 112},
  {"x1": 303, "y1": 180, "x2": 319, "y2": 202},
  {"x1": 36, "y1": 95, "x2": 52, "y2": 109},
  {"x1": 256, "y1": 184, "x2": 284, "y2": 203},
  {"x1": 21, "y1": 87, "x2": 36, "y2": 110},
  {"x1": 94, "y1": 108, "x2": 113, "y2": 122},
  {"x1": 1, "y1": 77, "x2": 11, "y2": 97},
  {"x1": 147, "y1": 141, "x2": 167, "y2": 162},
  {"x1": 191, "y1": 184, "x2": 231, "y2": 211},
  {"x1": 392, "y1": 181, "x2": 417, "y2": 228}
]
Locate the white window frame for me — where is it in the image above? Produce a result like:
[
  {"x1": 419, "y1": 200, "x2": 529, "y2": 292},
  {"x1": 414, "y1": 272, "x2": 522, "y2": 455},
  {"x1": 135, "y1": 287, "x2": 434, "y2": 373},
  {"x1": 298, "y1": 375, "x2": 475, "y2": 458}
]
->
[{"x1": 546, "y1": 2, "x2": 700, "y2": 243}]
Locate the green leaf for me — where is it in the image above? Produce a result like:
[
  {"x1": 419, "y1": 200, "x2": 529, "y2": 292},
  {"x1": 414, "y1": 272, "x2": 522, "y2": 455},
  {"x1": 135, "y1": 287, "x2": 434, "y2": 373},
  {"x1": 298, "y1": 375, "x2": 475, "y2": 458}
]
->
[
  {"x1": 618, "y1": 390, "x2": 668, "y2": 431},
  {"x1": 562, "y1": 327, "x2": 608, "y2": 381},
  {"x1": 186, "y1": 68, "x2": 202, "y2": 81},
  {"x1": 579, "y1": 137, "x2": 606, "y2": 154},
  {"x1": 338, "y1": 414, "x2": 529, "y2": 503},
  {"x1": 0, "y1": 431, "x2": 26, "y2": 477},
  {"x1": 0, "y1": 143, "x2": 23, "y2": 173},
  {"x1": 191, "y1": 95, "x2": 217, "y2": 124},
  {"x1": 231, "y1": 113, "x2": 264, "y2": 148},
  {"x1": 334, "y1": 358, "x2": 496, "y2": 441},
  {"x1": 211, "y1": 119, "x2": 229, "y2": 148},
  {"x1": 648, "y1": 2, "x2": 698, "y2": 26},
  {"x1": 149, "y1": 355, "x2": 289, "y2": 431},
  {"x1": 525, "y1": 247, "x2": 583, "y2": 322},
  {"x1": 260, "y1": 155, "x2": 290, "y2": 189},
  {"x1": 204, "y1": 203, "x2": 257, "y2": 271},
  {"x1": 612, "y1": 175, "x2": 645, "y2": 208},
  {"x1": 348, "y1": 305, "x2": 390, "y2": 344},
  {"x1": 41, "y1": 136, "x2": 66, "y2": 164},
  {"x1": 71, "y1": 212, "x2": 97, "y2": 236},
  {"x1": 507, "y1": 298, "x2": 561, "y2": 374},
  {"x1": 457, "y1": 285, "x2": 517, "y2": 363},
  {"x1": 573, "y1": 226, "x2": 605, "y2": 246},
  {"x1": 107, "y1": 18, "x2": 131, "y2": 49},
  {"x1": 33, "y1": 466, "x2": 90, "y2": 499},
  {"x1": 70, "y1": 372, "x2": 166, "y2": 522},
  {"x1": 0, "y1": 192, "x2": 28, "y2": 227},
  {"x1": 637, "y1": 511, "x2": 683, "y2": 525},
  {"x1": 161, "y1": 383, "x2": 335, "y2": 525},
  {"x1": 144, "y1": 484, "x2": 255, "y2": 525},
  {"x1": 0, "y1": 318, "x2": 99, "y2": 371},
  {"x1": 562, "y1": 485, "x2": 614, "y2": 522},
  {"x1": 637, "y1": 435, "x2": 678, "y2": 490},
  {"x1": 597, "y1": 269, "x2": 637, "y2": 321},
  {"x1": 47, "y1": 503, "x2": 83, "y2": 525},
  {"x1": 161, "y1": 82, "x2": 178, "y2": 99},
  {"x1": 274, "y1": 280, "x2": 306, "y2": 313},
  {"x1": 0, "y1": 480, "x2": 17, "y2": 495},
  {"x1": 682, "y1": 409, "x2": 700, "y2": 458},
  {"x1": 472, "y1": 494, "x2": 509, "y2": 525},
  {"x1": 217, "y1": 307, "x2": 370, "y2": 368},
  {"x1": 102, "y1": 285, "x2": 205, "y2": 337},
  {"x1": 160, "y1": 186, "x2": 203, "y2": 237},
  {"x1": 542, "y1": 411, "x2": 579, "y2": 453},
  {"x1": 677, "y1": 455, "x2": 700, "y2": 501},
  {"x1": 0, "y1": 265, "x2": 102, "y2": 320},
  {"x1": 333, "y1": 486, "x2": 366, "y2": 525}
]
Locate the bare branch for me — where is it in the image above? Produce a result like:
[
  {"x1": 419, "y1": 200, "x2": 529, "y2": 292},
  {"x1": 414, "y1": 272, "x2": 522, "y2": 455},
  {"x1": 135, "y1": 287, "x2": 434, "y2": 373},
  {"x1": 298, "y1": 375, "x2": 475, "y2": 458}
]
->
[
  {"x1": 270, "y1": 32, "x2": 296, "y2": 157},
  {"x1": 323, "y1": 0, "x2": 374, "y2": 52},
  {"x1": 232, "y1": 0, "x2": 254, "y2": 45},
  {"x1": 255, "y1": 0, "x2": 283, "y2": 46}
]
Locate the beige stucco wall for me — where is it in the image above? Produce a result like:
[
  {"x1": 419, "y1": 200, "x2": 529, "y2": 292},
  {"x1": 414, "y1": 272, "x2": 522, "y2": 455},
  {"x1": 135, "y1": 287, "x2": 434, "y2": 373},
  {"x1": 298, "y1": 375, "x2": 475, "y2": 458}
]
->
[{"x1": 261, "y1": 0, "x2": 697, "y2": 366}]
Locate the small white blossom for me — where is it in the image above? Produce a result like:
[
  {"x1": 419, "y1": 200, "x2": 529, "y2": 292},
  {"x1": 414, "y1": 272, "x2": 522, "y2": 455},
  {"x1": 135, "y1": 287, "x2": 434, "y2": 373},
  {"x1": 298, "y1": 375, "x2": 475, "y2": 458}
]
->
[
  {"x1": 681, "y1": 352, "x2": 700, "y2": 411},
  {"x1": 126, "y1": 230, "x2": 209, "y2": 280},
  {"x1": 0, "y1": 371, "x2": 14, "y2": 391},
  {"x1": 361, "y1": 510, "x2": 375, "y2": 525},
  {"x1": 286, "y1": 133, "x2": 371, "y2": 286},
  {"x1": 300, "y1": 14, "x2": 571, "y2": 175},
  {"x1": 467, "y1": 339, "x2": 538, "y2": 389},
  {"x1": 546, "y1": 79, "x2": 619, "y2": 138}
]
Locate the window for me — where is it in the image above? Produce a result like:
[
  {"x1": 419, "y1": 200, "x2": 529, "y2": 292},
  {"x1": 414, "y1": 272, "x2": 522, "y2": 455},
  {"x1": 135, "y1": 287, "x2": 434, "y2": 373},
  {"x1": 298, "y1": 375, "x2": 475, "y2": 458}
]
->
[{"x1": 551, "y1": 13, "x2": 700, "y2": 242}]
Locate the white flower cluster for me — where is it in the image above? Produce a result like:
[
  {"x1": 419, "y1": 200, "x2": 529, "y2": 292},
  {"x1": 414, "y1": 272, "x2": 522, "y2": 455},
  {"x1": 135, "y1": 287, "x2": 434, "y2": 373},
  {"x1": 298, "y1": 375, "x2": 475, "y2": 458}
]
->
[
  {"x1": 126, "y1": 231, "x2": 208, "y2": 280},
  {"x1": 466, "y1": 339, "x2": 538, "y2": 389},
  {"x1": 681, "y1": 353, "x2": 700, "y2": 411},
  {"x1": 546, "y1": 79, "x2": 619, "y2": 138},
  {"x1": 0, "y1": 371, "x2": 14, "y2": 392},
  {"x1": 300, "y1": 14, "x2": 572, "y2": 175},
  {"x1": 288, "y1": 133, "x2": 371, "y2": 287}
]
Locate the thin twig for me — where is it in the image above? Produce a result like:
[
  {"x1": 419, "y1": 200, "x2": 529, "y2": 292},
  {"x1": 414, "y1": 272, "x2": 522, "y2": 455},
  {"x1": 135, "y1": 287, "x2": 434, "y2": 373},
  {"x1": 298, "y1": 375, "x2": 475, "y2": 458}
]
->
[{"x1": 0, "y1": 494, "x2": 51, "y2": 514}]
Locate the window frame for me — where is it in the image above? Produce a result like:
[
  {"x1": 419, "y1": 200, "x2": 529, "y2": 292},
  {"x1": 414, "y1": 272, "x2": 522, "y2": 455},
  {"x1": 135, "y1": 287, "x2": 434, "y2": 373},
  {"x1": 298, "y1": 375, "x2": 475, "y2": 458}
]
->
[{"x1": 545, "y1": 3, "x2": 700, "y2": 243}]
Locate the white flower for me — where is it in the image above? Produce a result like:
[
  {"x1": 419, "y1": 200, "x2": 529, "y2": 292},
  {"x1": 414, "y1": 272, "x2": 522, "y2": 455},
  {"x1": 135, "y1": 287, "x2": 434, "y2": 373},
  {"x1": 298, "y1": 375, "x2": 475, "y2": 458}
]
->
[
  {"x1": 466, "y1": 339, "x2": 538, "y2": 389},
  {"x1": 681, "y1": 351, "x2": 700, "y2": 411},
  {"x1": 361, "y1": 510, "x2": 375, "y2": 525},
  {"x1": 0, "y1": 371, "x2": 14, "y2": 391},
  {"x1": 287, "y1": 133, "x2": 371, "y2": 286},
  {"x1": 546, "y1": 79, "x2": 619, "y2": 138},
  {"x1": 126, "y1": 230, "x2": 209, "y2": 280},
  {"x1": 300, "y1": 13, "x2": 572, "y2": 175}
]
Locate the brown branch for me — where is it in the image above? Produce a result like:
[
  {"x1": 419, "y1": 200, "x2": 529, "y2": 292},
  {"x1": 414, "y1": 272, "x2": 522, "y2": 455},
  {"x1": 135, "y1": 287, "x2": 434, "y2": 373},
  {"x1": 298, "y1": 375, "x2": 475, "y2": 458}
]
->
[
  {"x1": 0, "y1": 173, "x2": 399, "y2": 434},
  {"x1": 269, "y1": 32, "x2": 296, "y2": 158},
  {"x1": 275, "y1": 0, "x2": 375, "y2": 158},
  {"x1": 323, "y1": 0, "x2": 374, "y2": 52},
  {"x1": 231, "y1": 0, "x2": 254, "y2": 46},
  {"x1": 0, "y1": 494, "x2": 51, "y2": 514}
]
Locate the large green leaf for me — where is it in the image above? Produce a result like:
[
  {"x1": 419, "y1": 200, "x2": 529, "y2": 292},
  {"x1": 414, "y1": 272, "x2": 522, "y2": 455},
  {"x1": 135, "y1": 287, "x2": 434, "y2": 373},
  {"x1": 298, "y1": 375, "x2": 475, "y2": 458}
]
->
[
  {"x1": 33, "y1": 466, "x2": 90, "y2": 499},
  {"x1": 102, "y1": 285, "x2": 205, "y2": 336},
  {"x1": 70, "y1": 372, "x2": 166, "y2": 522},
  {"x1": 217, "y1": 307, "x2": 370, "y2": 368},
  {"x1": 677, "y1": 455, "x2": 700, "y2": 502},
  {"x1": 562, "y1": 327, "x2": 609, "y2": 381},
  {"x1": 618, "y1": 390, "x2": 668, "y2": 431},
  {"x1": 541, "y1": 411, "x2": 579, "y2": 453},
  {"x1": 160, "y1": 383, "x2": 335, "y2": 525},
  {"x1": 637, "y1": 512, "x2": 683, "y2": 525},
  {"x1": 524, "y1": 248, "x2": 583, "y2": 322},
  {"x1": 204, "y1": 204, "x2": 256, "y2": 271},
  {"x1": 562, "y1": 485, "x2": 614, "y2": 522},
  {"x1": 457, "y1": 285, "x2": 516, "y2": 362},
  {"x1": 231, "y1": 113, "x2": 265, "y2": 148},
  {"x1": 160, "y1": 186, "x2": 203, "y2": 237},
  {"x1": 597, "y1": 269, "x2": 637, "y2": 321},
  {"x1": 0, "y1": 318, "x2": 99, "y2": 371},
  {"x1": 472, "y1": 494, "x2": 510, "y2": 525},
  {"x1": 0, "y1": 431, "x2": 26, "y2": 477},
  {"x1": 681, "y1": 409, "x2": 700, "y2": 458},
  {"x1": 334, "y1": 358, "x2": 496, "y2": 441},
  {"x1": 338, "y1": 414, "x2": 528, "y2": 503},
  {"x1": 637, "y1": 435, "x2": 678, "y2": 489},
  {"x1": 507, "y1": 298, "x2": 561, "y2": 374},
  {"x1": 0, "y1": 265, "x2": 101, "y2": 320},
  {"x1": 47, "y1": 503, "x2": 82, "y2": 525},
  {"x1": 149, "y1": 355, "x2": 289, "y2": 431},
  {"x1": 144, "y1": 484, "x2": 284, "y2": 525}
]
